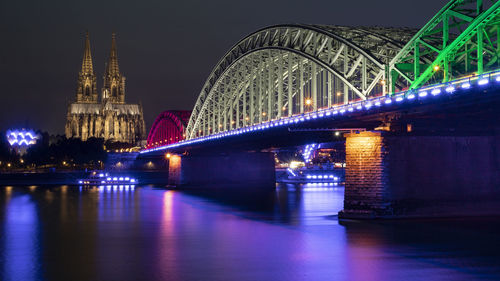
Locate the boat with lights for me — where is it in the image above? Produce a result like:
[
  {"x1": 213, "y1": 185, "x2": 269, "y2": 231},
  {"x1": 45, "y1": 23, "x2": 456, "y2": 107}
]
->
[
  {"x1": 78, "y1": 172, "x2": 138, "y2": 185},
  {"x1": 279, "y1": 162, "x2": 345, "y2": 184}
]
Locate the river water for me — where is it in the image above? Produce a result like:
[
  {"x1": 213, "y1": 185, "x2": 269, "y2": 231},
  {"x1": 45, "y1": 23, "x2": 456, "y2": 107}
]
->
[{"x1": 1, "y1": 184, "x2": 500, "y2": 281}]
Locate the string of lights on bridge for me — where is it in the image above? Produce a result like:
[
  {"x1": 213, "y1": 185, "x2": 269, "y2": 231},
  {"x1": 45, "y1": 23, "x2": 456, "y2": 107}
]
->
[{"x1": 141, "y1": 70, "x2": 500, "y2": 154}]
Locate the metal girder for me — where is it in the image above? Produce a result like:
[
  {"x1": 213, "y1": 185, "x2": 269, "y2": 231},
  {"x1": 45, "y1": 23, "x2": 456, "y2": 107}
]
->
[
  {"x1": 186, "y1": 25, "x2": 414, "y2": 139},
  {"x1": 389, "y1": 0, "x2": 500, "y2": 92}
]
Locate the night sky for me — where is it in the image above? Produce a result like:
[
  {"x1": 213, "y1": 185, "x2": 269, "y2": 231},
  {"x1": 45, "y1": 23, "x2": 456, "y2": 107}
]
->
[{"x1": 0, "y1": 0, "x2": 448, "y2": 135}]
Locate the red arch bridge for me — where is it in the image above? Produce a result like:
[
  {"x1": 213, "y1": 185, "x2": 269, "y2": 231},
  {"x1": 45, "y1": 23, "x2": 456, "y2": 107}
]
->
[{"x1": 146, "y1": 110, "x2": 191, "y2": 149}]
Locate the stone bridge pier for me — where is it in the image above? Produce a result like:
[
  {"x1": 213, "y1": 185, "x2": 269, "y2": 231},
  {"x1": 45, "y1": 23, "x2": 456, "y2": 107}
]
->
[{"x1": 339, "y1": 131, "x2": 500, "y2": 219}]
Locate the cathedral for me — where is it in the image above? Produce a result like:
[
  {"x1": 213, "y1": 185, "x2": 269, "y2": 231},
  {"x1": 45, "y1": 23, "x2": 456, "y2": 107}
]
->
[{"x1": 65, "y1": 32, "x2": 146, "y2": 144}]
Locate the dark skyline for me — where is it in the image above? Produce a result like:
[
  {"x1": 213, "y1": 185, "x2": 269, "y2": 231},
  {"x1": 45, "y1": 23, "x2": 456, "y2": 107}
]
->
[{"x1": 0, "y1": 0, "x2": 448, "y2": 134}]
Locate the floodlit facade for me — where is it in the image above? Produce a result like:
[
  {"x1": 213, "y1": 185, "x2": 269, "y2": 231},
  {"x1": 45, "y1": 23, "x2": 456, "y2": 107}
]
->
[{"x1": 65, "y1": 32, "x2": 145, "y2": 144}]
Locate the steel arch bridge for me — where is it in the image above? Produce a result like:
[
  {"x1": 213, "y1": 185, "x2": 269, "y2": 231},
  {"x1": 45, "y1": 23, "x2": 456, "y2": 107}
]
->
[
  {"x1": 146, "y1": 110, "x2": 191, "y2": 148},
  {"x1": 184, "y1": 24, "x2": 416, "y2": 139},
  {"x1": 143, "y1": 0, "x2": 500, "y2": 153}
]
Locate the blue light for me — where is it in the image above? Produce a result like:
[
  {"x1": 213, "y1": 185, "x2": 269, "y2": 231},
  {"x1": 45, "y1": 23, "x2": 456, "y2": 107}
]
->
[
  {"x1": 407, "y1": 94, "x2": 416, "y2": 99},
  {"x1": 461, "y1": 82, "x2": 471, "y2": 89},
  {"x1": 375, "y1": 101, "x2": 381, "y2": 106},
  {"x1": 478, "y1": 78, "x2": 489, "y2": 85},
  {"x1": 113, "y1": 177, "x2": 118, "y2": 181},
  {"x1": 396, "y1": 97, "x2": 403, "y2": 102},
  {"x1": 107, "y1": 177, "x2": 111, "y2": 181},
  {"x1": 99, "y1": 174, "x2": 104, "y2": 177},
  {"x1": 496, "y1": 76, "x2": 500, "y2": 82},
  {"x1": 130, "y1": 179, "x2": 136, "y2": 183},
  {"x1": 418, "y1": 91, "x2": 428, "y2": 97},
  {"x1": 6, "y1": 129, "x2": 39, "y2": 147},
  {"x1": 365, "y1": 102, "x2": 372, "y2": 108},
  {"x1": 431, "y1": 88, "x2": 441, "y2": 95},
  {"x1": 339, "y1": 109, "x2": 346, "y2": 113},
  {"x1": 348, "y1": 107, "x2": 354, "y2": 112},
  {"x1": 384, "y1": 99, "x2": 392, "y2": 104},
  {"x1": 445, "y1": 85, "x2": 455, "y2": 93},
  {"x1": 78, "y1": 180, "x2": 83, "y2": 184}
]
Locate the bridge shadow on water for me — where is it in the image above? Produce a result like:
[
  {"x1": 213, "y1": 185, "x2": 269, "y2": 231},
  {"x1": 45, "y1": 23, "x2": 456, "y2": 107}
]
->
[{"x1": 169, "y1": 183, "x2": 344, "y2": 225}]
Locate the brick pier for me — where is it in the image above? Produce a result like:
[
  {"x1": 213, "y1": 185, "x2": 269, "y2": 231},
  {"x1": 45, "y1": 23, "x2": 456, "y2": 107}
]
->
[{"x1": 339, "y1": 131, "x2": 500, "y2": 219}]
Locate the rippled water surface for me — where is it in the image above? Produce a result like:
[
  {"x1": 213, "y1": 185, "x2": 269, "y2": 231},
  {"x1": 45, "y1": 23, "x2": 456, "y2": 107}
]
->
[{"x1": 1, "y1": 184, "x2": 500, "y2": 281}]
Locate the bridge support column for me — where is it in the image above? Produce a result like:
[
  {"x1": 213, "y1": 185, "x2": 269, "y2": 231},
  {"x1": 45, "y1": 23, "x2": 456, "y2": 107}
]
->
[
  {"x1": 168, "y1": 152, "x2": 276, "y2": 189},
  {"x1": 339, "y1": 131, "x2": 500, "y2": 219}
]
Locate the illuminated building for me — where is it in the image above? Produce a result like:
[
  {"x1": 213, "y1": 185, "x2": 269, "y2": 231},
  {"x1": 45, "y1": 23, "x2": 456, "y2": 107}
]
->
[{"x1": 65, "y1": 32, "x2": 145, "y2": 144}]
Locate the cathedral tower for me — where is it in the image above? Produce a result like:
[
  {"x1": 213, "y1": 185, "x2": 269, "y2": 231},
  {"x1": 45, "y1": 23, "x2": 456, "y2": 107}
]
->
[
  {"x1": 66, "y1": 32, "x2": 145, "y2": 144},
  {"x1": 102, "y1": 33, "x2": 126, "y2": 104},
  {"x1": 76, "y1": 32, "x2": 98, "y2": 103}
]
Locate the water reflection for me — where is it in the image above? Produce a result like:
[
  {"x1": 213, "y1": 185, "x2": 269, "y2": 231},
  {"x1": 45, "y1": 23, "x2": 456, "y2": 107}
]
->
[
  {"x1": 1, "y1": 190, "x2": 39, "y2": 281},
  {"x1": 157, "y1": 190, "x2": 179, "y2": 279},
  {"x1": 0, "y1": 184, "x2": 499, "y2": 281}
]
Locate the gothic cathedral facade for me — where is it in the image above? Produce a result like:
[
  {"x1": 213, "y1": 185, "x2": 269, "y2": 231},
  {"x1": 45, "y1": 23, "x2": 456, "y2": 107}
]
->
[{"x1": 65, "y1": 32, "x2": 146, "y2": 144}]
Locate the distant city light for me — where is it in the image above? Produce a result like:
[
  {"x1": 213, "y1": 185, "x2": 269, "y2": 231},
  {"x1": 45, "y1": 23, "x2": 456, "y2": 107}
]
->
[{"x1": 302, "y1": 144, "x2": 319, "y2": 163}]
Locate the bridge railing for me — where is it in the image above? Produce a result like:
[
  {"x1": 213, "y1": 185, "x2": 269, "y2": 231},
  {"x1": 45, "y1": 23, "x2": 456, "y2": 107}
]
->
[{"x1": 141, "y1": 69, "x2": 500, "y2": 154}]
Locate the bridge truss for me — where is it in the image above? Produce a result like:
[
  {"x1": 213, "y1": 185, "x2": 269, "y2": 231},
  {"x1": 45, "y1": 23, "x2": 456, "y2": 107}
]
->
[
  {"x1": 142, "y1": 0, "x2": 500, "y2": 153},
  {"x1": 185, "y1": 25, "x2": 415, "y2": 139},
  {"x1": 389, "y1": 0, "x2": 500, "y2": 91}
]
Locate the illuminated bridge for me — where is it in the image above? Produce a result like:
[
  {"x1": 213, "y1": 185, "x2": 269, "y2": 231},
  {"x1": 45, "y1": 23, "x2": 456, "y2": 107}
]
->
[
  {"x1": 144, "y1": 0, "x2": 500, "y2": 219},
  {"x1": 146, "y1": 110, "x2": 191, "y2": 149}
]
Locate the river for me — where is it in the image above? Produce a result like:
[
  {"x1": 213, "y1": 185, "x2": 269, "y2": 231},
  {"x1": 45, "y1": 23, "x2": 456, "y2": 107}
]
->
[{"x1": 1, "y1": 184, "x2": 499, "y2": 281}]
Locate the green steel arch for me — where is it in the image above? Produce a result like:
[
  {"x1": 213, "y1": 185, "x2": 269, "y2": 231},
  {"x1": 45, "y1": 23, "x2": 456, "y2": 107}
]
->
[
  {"x1": 389, "y1": 0, "x2": 500, "y2": 92},
  {"x1": 185, "y1": 25, "x2": 415, "y2": 139}
]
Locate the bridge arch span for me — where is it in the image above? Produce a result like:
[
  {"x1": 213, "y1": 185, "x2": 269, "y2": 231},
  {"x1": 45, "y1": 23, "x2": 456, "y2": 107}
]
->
[
  {"x1": 185, "y1": 25, "x2": 416, "y2": 139},
  {"x1": 146, "y1": 110, "x2": 191, "y2": 148}
]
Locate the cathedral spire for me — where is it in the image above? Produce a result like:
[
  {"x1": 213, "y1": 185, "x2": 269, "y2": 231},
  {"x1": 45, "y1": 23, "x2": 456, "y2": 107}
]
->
[
  {"x1": 102, "y1": 32, "x2": 126, "y2": 104},
  {"x1": 76, "y1": 31, "x2": 98, "y2": 103},
  {"x1": 106, "y1": 33, "x2": 120, "y2": 75},
  {"x1": 81, "y1": 31, "x2": 94, "y2": 75}
]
